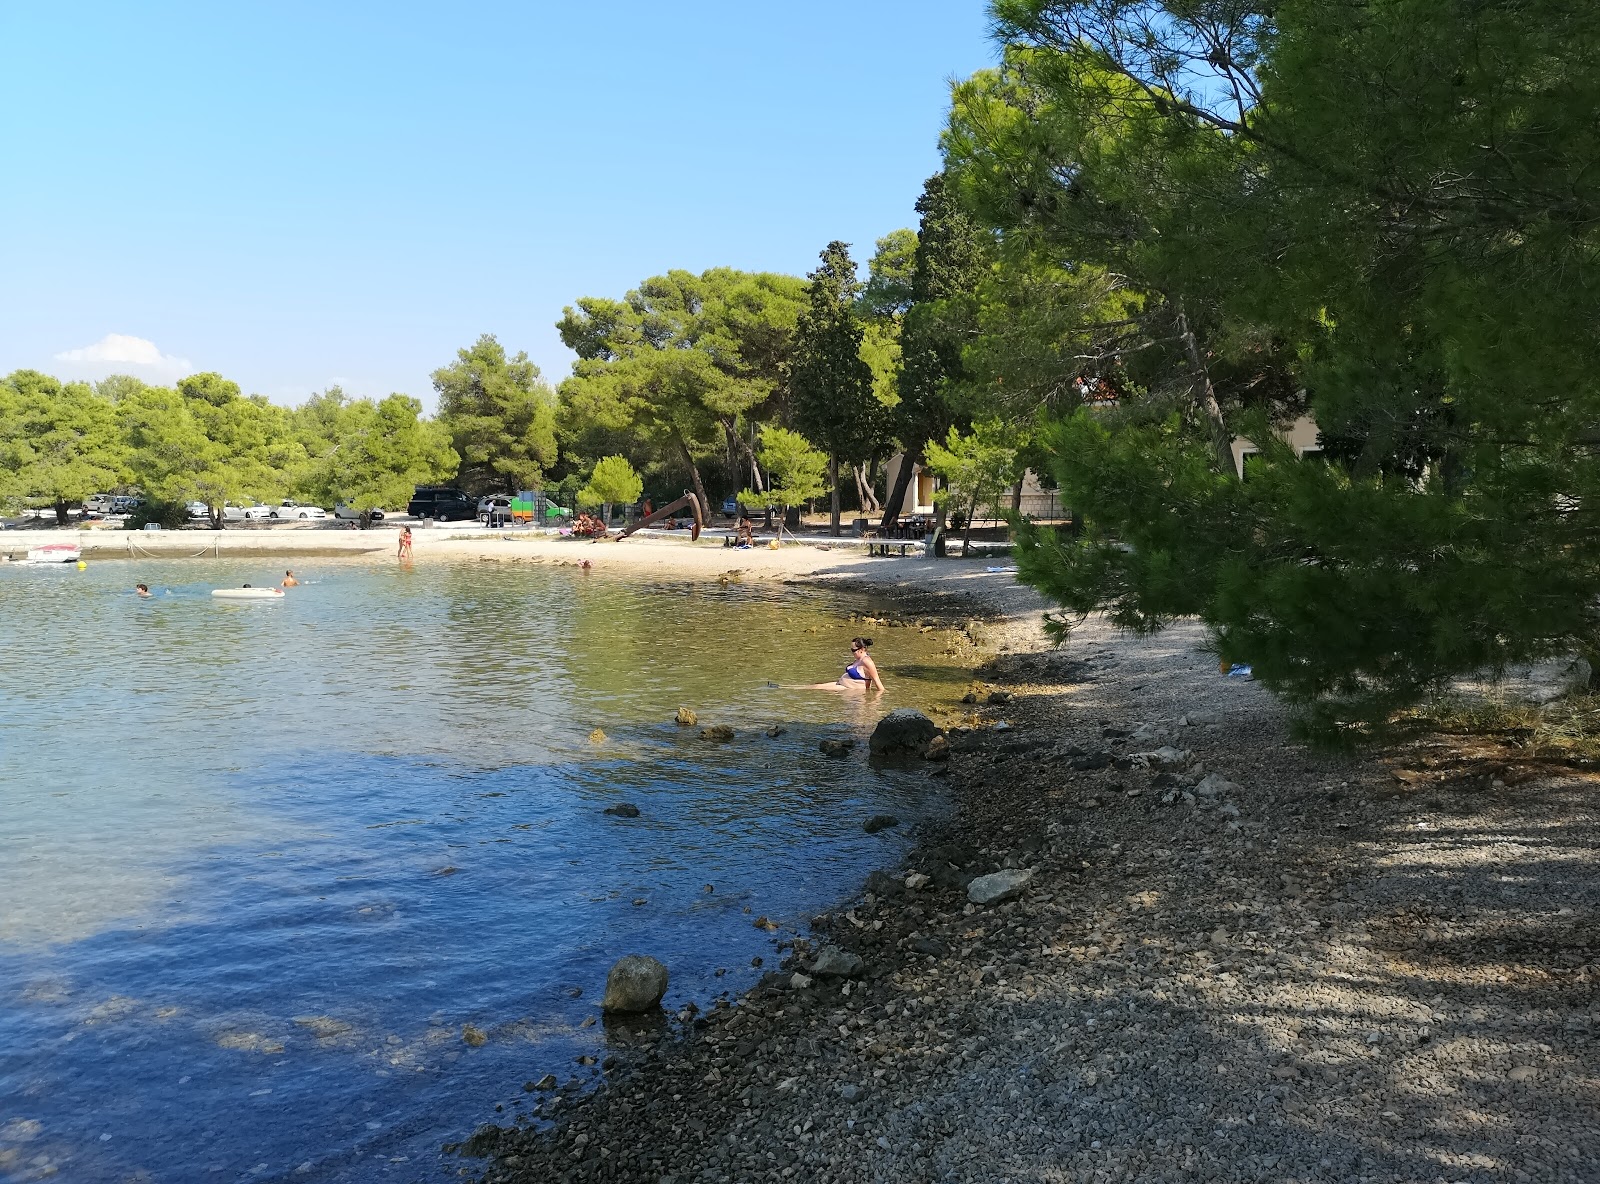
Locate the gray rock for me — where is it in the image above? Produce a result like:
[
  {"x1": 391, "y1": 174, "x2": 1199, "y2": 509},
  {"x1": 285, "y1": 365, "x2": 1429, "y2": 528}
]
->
[
  {"x1": 699, "y1": 725, "x2": 734, "y2": 743},
  {"x1": 674, "y1": 706, "x2": 697, "y2": 727},
  {"x1": 819, "y1": 737, "x2": 855, "y2": 757},
  {"x1": 600, "y1": 954, "x2": 669, "y2": 1013},
  {"x1": 810, "y1": 945, "x2": 865, "y2": 978},
  {"x1": 862, "y1": 813, "x2": 899, "y2": 833},
  {"x1": 869, "y1": 709, "x2": 940, "y2": 758},
  {"x1": 839, "y1": 1083, "x2": 866, "y2": 1103},
  {"x1": 967, "y1": 868, "x2": 1035, "y2": 905},
  {"x1": 603, "y1": 802, "x2": 640, "y2": 818},
  {"x1": 1195, "y1": 772, "x2": 1241, "y2": 798},
  {"x1": 987, "y1": 690, "x2": 1013, "y2": 705}
]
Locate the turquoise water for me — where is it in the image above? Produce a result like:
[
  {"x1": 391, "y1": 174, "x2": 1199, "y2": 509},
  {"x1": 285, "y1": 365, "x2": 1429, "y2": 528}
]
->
[{"x1": 0, "y1": 558, "x2": 962, "y2": 1183}]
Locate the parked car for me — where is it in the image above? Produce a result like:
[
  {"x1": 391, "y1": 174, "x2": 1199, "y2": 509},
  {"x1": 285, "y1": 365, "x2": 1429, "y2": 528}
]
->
[
  {"x1": 333, "y1": 504, "x2": 384, "y2": 521},
  {"x1": 721, "y1": 495, "x2": 740, "y2": 517},
  {"x1": 407, "y1": 487, "x2": 477, "y2": 521},
  {"x1": 269, "y1": 500, "x2": 326, "y2": 520},
  {"x1": 223, "y1": 500, "x2": 272, "y2": 521},
  {"x1": 186, "y1": 501, "x2": 210, "y2": 520},
  {"x1": 477, "y1": 495, "x2": 512, "y2": 525},
  {"x1": 85, "y1": 494, "x2": 115, "y2": 515},
  {"x1": 110, "y1": 495, "x2": 144, "y2": 515}
]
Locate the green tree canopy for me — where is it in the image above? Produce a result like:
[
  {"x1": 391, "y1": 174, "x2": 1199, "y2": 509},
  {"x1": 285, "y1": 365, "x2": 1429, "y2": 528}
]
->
[
  {"x1": 739, "y1": 426, "x2": 828, "y2": 513},
  {"x1": 925, "y1": 418, "x2": 1019, "y2": 556},
  {"x1": 789, "y1": 241, "x2": 878, "y2": 535},
  {"x1": 577, "y1": 454, "x2": 644, "y2": 520},
  {"x1": 972, "y1": 0, "x2": 1600, "y2": 732},
  {"x1": 0, "y1": 370, "x2": 125, "y2": 524},
  {"x1": 433, "y1": 334, "x2": 558, "y2": 492},
  {"x1": 556, "y1": 268, "x2": 807, "y2": 510},
  {"x1": 301, "y1": 394, "x2": 458, "y2": 522}
]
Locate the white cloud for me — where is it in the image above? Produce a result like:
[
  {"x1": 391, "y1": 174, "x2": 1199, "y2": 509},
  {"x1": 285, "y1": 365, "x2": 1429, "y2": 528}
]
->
[{"x1": 54, "y1": 333, "x2": 192, "y2": 378}]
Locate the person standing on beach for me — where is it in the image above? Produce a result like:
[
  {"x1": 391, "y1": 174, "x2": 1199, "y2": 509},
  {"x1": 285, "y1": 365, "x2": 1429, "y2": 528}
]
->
[
  {"x1": 398, "y1": 526, "x2": 413, "y2": 558},
  {"x1": 281, "y1": 570, "x2": 299, "y2": 587}
]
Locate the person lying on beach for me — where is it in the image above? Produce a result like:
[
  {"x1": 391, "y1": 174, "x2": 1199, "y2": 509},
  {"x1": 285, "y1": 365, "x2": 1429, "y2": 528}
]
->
[
  {"x1": 281, "y1": 570, "x2": 299, "y2": 587},
  {"x1": 797, "y1": 637, "x2": 884, "y2": 693}
]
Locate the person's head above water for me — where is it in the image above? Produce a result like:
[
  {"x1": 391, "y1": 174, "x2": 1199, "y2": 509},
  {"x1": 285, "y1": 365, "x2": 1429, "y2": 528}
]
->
[
  {"x1": 135, "y1": 583, "x2": 150, "y2": 596},
  {"x1": 851, "y1": 637, "x2": 873, "y2": 655}
]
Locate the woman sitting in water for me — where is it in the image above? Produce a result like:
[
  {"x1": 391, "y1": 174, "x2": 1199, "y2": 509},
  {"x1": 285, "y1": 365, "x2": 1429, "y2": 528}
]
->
[{"x1": 802, "y1": 637, "x2": 884, "y2": 693}]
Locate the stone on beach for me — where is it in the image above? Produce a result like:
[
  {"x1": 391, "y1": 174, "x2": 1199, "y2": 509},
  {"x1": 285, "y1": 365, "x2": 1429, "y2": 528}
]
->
[
  {"x1": 967, "y1": 868, "x2": 1034, "y2": 905},
  {"x1": 869, "y1": 709, "x2": 940, "y2": 758},
  {"x1": 809, "y1": 946, "x2": 864, "y2": 978},
  {"x1": 600, "y1": 955, "x2": 669, "y2": 1013}
]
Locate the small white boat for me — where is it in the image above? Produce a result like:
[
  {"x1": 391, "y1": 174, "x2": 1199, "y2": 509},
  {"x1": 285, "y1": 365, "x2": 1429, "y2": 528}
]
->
[
  {"x1": 211, "y1": 587, "x2": 285, "y2": 600},
  {"x1": 21, "y1": 544, "x2": 82, "y2": 565}
]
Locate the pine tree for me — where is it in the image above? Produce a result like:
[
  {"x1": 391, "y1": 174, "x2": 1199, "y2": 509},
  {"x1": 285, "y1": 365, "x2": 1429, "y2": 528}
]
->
[
  {"x1": 884, "y1": 173, "x2": 991, "y2": 529},
  {"x1": 790, "y1": 242, "x2": 877, "y2": 535}
]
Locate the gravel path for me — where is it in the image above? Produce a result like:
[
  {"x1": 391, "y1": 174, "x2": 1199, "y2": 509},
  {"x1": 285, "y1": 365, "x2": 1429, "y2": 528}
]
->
[{"x1": 467, "y1": 614, "x2": 1599, "y2": 1184}]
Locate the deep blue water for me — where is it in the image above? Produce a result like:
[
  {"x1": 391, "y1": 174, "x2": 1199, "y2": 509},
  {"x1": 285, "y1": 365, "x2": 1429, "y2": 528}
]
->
[{"x1": 0, "y1": 558, "x2": 960, "y2": 1183}]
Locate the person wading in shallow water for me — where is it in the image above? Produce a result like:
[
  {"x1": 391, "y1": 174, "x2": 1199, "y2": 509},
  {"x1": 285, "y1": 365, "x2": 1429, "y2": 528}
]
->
[
  {"x1": 281, "y1": 570, "x2": 299, "y2": 587},
  {"x1": 797, "y1": 637, "x2": 884, "y2": 693},
  {"x1": 398, "y1": 526, "x2": 413, "y2": 559}
]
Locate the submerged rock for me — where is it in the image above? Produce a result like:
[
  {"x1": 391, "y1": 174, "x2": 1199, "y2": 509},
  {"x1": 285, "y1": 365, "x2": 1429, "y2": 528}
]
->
[
  {"x1": 674, "y1": 706, "x2": 697, "y2": 727},
  {"x1": 603, "y1": 802, "x2": 641, "y2": 818},
  {"x1": 967, "y1": 869, "x2": 1034, "y2": 906},
  {"x1": 862, "y1": 814, "x2": 899, "y2": 833},
  {"x1": 600, "y1": 955, "x2": 669, "y2": 1013},
  {"x1": 699, "y1": 725, "x2": 734, "y2": 743},
  {"x1": 819, "y1": 738, "x2": 855, "y2": 757},
  {"x1": 869, "y1": 709, "x2": 940, "y2": 758}
]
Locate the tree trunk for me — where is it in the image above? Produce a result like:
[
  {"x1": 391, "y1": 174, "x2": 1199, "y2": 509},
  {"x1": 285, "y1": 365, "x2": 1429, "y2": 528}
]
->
[
  {"x1": 673, "y1": 431, "x2": 710, "y2": 519},
  {"x1": 54, "y1": 498, "x2": 69, "y2": 528},
  {"x1": 1174, "y1": 299, "x2": 1236, "y2": 476},
  {"x1": 722, "y1": 417, "x2": 765, "y2": 493},
  {"x1": 881, "y1": 450, "x2": 919, "y2": 531},
  {"x1": 1010, "y1": 479, "x2": 1023, "y2": 515},
  {"x1": 854, "y1": 463, "x2": 881, "y2": 514},
  {"x1": 827, "y1": 455, "x2": 841, "y2": 536},
  {"x1": 962, "y1": 492, "x2": 977, "y2": 557},
  {"x1": 210, "y1": 504, "x2": 225, "y2": 530}
]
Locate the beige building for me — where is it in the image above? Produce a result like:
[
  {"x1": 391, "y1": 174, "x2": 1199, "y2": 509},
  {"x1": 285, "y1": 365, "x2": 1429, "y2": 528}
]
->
[{"x1": 1230, "y1": 414, "x2": 1322, "y2": 479}]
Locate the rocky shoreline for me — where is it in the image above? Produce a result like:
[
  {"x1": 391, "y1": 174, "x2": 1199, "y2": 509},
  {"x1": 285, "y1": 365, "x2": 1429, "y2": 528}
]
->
[{"x1": 460, "y1": 611, "x2": 1598, "y2": 1184}]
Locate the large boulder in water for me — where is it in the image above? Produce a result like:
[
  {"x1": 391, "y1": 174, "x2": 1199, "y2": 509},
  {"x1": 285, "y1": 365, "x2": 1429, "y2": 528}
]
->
[
  {"x1": 869, "y1": 709, "x2": 940, "y2": 759},
  {"x1": 600, "y1": 955, "x2": 669, "y2": 1013}
]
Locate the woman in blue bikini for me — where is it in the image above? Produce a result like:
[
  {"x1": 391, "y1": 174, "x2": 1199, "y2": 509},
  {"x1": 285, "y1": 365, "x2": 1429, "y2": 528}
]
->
[{"x1": 801, "y1": 637, "x2": 884, "y2": 693}]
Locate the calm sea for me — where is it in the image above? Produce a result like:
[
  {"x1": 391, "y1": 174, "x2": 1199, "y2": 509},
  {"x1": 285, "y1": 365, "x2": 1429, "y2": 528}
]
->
[{"x1": 0, "y1": 557, "x2": 964, "y2": 1183}]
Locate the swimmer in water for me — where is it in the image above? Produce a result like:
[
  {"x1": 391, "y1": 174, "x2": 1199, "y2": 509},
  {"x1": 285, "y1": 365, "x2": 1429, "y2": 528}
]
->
[
  {"x1": 135, "y1": 583, "x2": 151, "y2": 598},
  {"x1": 798, "y1": 637, "x2": 884, "y2": 693},
  {"x1": 281, "y1": 570, "x2": 299, "y2": 587}
]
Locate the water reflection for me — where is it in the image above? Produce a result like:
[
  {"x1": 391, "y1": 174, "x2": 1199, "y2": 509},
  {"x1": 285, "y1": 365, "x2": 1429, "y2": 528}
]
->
[{"x1": 0, "y1": 557, "x2": 964, "y2": 1183}]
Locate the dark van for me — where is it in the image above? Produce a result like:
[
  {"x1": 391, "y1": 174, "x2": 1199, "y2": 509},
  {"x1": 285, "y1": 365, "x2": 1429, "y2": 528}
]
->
[{"x1": 407, "y1": 486, "x2": 477, "y2": 521}]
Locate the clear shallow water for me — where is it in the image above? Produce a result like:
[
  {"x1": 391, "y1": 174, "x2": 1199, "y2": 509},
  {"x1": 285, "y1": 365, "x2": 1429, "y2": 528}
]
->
[{"x1": 0, "y1": 558, "x2": 966, "y2": 1183}]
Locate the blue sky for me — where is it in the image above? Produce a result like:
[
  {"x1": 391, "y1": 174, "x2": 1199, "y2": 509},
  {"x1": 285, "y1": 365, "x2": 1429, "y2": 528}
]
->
[{"x1": 1, "y1": 2, "x2": 995, "y2": 409}]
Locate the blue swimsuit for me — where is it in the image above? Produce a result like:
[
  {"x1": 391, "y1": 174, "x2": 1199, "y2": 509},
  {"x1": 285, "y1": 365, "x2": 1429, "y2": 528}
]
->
[{"x1": 845, "y1": 662, "x2": 869, "y2": 682}]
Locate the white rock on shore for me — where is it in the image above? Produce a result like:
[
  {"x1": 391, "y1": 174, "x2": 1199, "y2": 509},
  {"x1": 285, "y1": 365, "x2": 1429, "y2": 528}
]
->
[{"x1": 966, "y1": 869, "x2": 1034, "y2": 905}]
